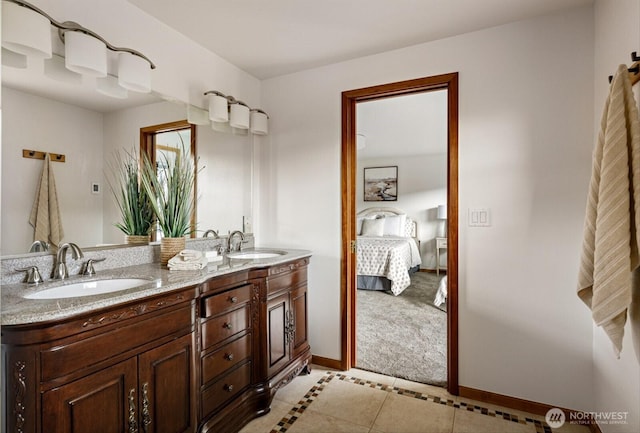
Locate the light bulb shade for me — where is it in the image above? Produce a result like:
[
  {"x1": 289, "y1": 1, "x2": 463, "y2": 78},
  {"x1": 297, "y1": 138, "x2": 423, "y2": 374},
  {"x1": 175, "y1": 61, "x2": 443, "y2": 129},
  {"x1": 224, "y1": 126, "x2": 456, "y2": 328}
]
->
[
  {"x1": 208, "y1": 94, "x2": 229, "y2": 122},
  {"x1": 96, "y1": 75, "x2": 128, "y2": 99},
  {"x1": 64, "y1": 31, "x2": 107, "y2": 77},
  {"x1": 250, "y1": 110, "x2": 268, "y2": 135},
  {"x1": 437, "y1": 205, "x2": 447, "y2": 220},
  {"x1": 229, "y1": 102, "x2": 250, "y2": 129},
  {"x1": 44, "y1": 54, "x2": 82, "y2": 84},
  {"x1": 211, "y1": 120, "x2": 231, "y2": 133},
  {"x1": 1, "y1": 1, "x2": 52, "y2": 59},
  {"x1": 118, "y1": 52, "x2": 151, "y2": 93},
  {"x1": 187, "y1": 105, "x2": 210, "y2": 125},
  {"x1": 2, "y1": 47, "x2": 27, "y2": 68}
]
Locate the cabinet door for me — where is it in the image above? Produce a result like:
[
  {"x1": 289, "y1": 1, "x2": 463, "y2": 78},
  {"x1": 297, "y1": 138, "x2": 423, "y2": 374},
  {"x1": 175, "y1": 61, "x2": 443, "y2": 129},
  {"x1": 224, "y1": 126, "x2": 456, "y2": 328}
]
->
[
  {"x1": 42, "y1": 357, "x2": 138, "y2": 433},
  {"x1": 290, "y1": 285, "x2": 309, "y2": 358},
  {"x1": 138, "y1": 334, "x2": 196, "y2": 433},
  {"x1": 266, "y1": 292, "x2": 290, "y2": 377}
]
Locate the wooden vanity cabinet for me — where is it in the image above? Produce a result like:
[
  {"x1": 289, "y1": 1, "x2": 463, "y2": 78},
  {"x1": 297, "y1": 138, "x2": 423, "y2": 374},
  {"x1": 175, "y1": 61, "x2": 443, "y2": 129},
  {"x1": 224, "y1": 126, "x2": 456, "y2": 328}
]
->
[
  {"x1": 2, "y1": 286, "x2": 198, "y2": 433},
  {"x1": 2, "y1": 257, "x2": 311, "y2": 433},
  {"x1": 264, "y1": 258, "x2": 311, "y2": 391}
]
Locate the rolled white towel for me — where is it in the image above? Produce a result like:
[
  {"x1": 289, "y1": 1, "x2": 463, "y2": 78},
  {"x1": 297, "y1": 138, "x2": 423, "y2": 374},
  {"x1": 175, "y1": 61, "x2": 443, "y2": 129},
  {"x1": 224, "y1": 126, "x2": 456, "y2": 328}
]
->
[
  {"x1": 179, "y1": 249, "x2": 203, "y2": 261},
  {"x1": 168, "y1": 250, "x2": 203, "y2": 266},
  {"x1": 168, "y1": 254, "x2": 208, "y2": 271}
]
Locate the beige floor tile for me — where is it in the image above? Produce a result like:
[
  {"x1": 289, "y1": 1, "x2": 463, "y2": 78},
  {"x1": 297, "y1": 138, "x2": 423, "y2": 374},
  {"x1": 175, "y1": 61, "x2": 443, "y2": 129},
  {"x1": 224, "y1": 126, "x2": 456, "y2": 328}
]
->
[
  {"x1": 348, "y1": 368, "x2": 397, "y2": 386},
  {"x1": 273, "y1": 367, "x2": 333, "y2": 405},
  {"x1": 238, "y1": 399, "x2": 293, "y2": 433},
  {"x1": 286, "y1": 409, "x2": 371, "y2": 433},
  {"x1": 456, "y1": 396, "x2": 546, "y2": 423},
  {"x1": 306, "y1": 379, "x2": 389, "y2": 428},
  {"x1": 372, "y1": 392, "x2": 455, "y2": 433},
  {"x1": 551, "y1": 421, "x2": 592, "y2": 433},
  {"x1": 393, "y1": 378, "x2": 453, "y2": 401},
  {"x1": 453, "y1": 409, "x2": 536, "y2": 433}
]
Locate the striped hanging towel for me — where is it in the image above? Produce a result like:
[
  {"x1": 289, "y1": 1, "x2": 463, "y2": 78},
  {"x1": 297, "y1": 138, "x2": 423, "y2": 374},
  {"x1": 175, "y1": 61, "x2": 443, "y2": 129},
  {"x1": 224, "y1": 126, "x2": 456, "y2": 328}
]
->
[
  {"x1": 578, "y1": 64, "x2": 640, "y2": 357},
  {"x1": 29, "y1": 153, "x2": 64, "y2": 248}
]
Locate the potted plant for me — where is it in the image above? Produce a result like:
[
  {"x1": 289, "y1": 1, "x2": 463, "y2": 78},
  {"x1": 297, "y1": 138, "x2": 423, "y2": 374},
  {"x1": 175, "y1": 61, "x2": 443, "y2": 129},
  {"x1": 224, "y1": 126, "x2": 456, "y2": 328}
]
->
[
  {"x1": 141, "y1": 143, "x2": 196, "y2": 265},
  {"x1": 107, "y1": 149, "x2": 154, "y2": 245}
]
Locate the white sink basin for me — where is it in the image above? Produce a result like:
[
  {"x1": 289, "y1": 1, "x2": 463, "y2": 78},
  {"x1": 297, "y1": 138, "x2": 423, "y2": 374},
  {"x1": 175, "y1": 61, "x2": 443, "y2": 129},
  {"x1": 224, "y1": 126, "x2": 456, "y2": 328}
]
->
[
  {"x1": 227, "y1": 250, "x2": 287, "y2": 260},
  {"x1": 25, "y1": 278, "x2": 152, "y2": 300}
]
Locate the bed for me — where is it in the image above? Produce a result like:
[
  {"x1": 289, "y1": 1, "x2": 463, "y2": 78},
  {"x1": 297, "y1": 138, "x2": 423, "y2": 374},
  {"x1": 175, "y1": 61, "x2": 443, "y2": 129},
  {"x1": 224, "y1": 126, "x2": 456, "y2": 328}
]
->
[{"x1": 356, "y1": 207, "x2": 422, "y2": 296}]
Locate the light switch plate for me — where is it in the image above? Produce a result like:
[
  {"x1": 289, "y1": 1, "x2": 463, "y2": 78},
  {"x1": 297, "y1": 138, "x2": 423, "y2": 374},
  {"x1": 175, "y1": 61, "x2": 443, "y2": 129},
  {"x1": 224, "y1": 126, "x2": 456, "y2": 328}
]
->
[
  {"x1": 243, "y1": 216, "x2": 253, "y2": 233},
  {"x1": 468, "y1": 208, "x2": 491, "y2": 227}
]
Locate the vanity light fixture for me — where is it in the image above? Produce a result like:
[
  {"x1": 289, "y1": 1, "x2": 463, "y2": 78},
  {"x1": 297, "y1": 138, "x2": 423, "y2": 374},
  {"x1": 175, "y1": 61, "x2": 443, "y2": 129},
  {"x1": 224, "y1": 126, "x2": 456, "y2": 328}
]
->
[
  {"x1": 1, "y1": 0, "x2": 155, "y2": 95},
  {"x1": 205, "y1": 91, "x2": 230, "y2": 123},
  {"x1": 187, "y1": 105, "x2": 210, "y2": 126},
  {"x1": 229, "y1": 100, "x2": 251, "y2": 129},
  {"x1": 1, "y1": 47, "x2": 28, "y2": 68},
  {"x1": 1, "y1": 0, "x2": 51, "y2": 59},
  {"x1": 250, "y1": 109, "x2": 269, "y2": 135},
  {"x1": 64, "y1": 30, "x2": 107, "y2": 77},
  {"x1": 44, "y1": 54, "x2": 82, "y2": 84},
  {"x1": 203, "y1": 90, "x2": 270, "y2": 135}
]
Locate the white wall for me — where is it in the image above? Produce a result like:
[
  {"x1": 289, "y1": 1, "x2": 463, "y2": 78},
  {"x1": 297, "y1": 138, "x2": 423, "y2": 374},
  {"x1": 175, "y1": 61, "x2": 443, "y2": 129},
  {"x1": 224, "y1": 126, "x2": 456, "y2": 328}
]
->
[
  {"x1": 1, "y1": 87, "x2": 104, "y2": 254},
  {"x1": 357, "y1": 154, "x2": 447, "y2": 269},
  {"x1": 258, "y1": 6, "x2": 596, "y2": 411},
  {"x1": 593, "y1": 1, "x2": 640, "y2": 432}
]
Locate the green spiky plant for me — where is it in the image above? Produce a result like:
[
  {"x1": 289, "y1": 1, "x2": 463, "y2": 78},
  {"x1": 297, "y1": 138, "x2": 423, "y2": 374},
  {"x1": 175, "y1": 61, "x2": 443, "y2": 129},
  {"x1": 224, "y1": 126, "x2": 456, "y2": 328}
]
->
[
  {"x1": 140, "y1": 143, "x2": 195, "y2": 238},
  {"x1": 107, "y1": 149, "x2": 155, "y2": 237}
]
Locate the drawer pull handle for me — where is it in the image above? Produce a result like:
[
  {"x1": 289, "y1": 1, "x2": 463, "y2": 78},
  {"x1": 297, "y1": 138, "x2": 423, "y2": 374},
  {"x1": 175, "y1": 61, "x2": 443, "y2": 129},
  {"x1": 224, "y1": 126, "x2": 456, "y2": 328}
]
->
[
  {"x1": 224, "y1": 353, "x2": 234, "y2": 361},
  {"x1": 128, "y1": 388, "x2": 138, "y2": 433},
  {"x1": 223, "y1": 322, "x2": 233, "y2": 330},
  {"x1": 142, "y1": 382, "x2": 151, "y2": 432},
  {"x1": 229, "y1": 296, "x2": 238, "y2": 303},
  {"x1": 224, "y1": 384, "x2": 234, "y2": 392}
]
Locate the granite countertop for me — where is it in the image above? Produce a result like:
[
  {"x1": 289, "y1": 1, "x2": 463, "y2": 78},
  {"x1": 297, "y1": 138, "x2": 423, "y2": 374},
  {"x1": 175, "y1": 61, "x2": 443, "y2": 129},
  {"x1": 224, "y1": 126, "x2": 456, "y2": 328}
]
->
[{"x1": 1, "y1": 248, "x2": 311, "y2": 326}]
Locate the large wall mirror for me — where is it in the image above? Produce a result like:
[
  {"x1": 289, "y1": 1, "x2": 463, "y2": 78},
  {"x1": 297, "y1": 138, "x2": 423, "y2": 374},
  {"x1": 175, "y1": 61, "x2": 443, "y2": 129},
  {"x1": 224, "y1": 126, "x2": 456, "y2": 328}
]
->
[{"x1": 1, "y1": 58, "x2": 253, "y2": 257}]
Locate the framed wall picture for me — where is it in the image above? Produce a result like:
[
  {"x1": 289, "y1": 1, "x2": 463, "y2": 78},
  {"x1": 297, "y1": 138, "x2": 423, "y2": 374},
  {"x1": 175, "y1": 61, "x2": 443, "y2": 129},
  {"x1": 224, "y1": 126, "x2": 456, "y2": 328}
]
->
[{"x1": 364, "y1": 166, "x2": 398, "y2": 201}]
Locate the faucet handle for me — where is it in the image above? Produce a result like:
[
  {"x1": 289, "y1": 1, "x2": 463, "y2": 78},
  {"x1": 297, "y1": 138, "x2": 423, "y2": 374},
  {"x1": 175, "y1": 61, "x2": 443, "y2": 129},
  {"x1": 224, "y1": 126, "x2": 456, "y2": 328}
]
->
[
  {"x1": 81, "y1": 258, "x2": 106, "y2": 276},
  {"x1": 15, "y1": 266, "x2": 44, "y2": 285}
]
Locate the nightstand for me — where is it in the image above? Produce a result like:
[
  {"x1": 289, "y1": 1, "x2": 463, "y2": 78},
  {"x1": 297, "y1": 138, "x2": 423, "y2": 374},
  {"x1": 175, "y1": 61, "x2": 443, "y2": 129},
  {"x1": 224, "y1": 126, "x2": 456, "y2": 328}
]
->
[{"x1": 436, "y1": 237, "x2": 447, "y2": 275}]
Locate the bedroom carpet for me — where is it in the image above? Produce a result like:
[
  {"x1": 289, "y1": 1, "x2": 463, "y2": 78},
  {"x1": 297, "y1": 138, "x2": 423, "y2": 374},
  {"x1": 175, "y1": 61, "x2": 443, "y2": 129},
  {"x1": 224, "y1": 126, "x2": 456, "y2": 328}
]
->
[{"x1": 356, "y1": 271, "x2": 447, "y2": 387}]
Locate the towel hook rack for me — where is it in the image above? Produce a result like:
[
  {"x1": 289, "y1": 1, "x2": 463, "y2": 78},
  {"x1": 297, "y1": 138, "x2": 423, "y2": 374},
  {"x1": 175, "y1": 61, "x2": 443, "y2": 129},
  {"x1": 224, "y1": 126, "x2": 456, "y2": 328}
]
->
[
  {"x1": 22, "y1": 149, "x2": 66, "y2": 163},
  {"x1": 608, "y1": 51, "x2": 640, "y2": 84}
]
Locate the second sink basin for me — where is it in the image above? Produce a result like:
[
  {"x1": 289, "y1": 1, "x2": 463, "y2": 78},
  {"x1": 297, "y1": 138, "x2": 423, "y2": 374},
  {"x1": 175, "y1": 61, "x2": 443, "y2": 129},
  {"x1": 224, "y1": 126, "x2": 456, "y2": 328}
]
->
[
  {"x1": 25, "y1": 278, "x2": 153, "y2": 300},
  {"x1": 227, "y1": 249, "x2": 287, "y2": 260}
]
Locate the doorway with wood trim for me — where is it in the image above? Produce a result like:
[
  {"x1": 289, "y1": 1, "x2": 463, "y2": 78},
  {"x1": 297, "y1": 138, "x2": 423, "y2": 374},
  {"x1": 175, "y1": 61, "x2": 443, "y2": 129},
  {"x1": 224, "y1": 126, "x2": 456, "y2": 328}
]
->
[{"x1": 340, "y1": 73, "x2": 459, "y2": 395}]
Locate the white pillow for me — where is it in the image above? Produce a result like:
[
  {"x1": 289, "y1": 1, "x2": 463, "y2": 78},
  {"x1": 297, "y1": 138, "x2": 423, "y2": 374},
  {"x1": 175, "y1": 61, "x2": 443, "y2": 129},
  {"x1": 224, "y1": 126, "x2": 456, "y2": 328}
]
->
[
  {"x1": 382, "y1": 214, "x2": 407, "y2": 236},
  {"x1": 361, "y1": 218, "x2": 385, "y2": 236}
]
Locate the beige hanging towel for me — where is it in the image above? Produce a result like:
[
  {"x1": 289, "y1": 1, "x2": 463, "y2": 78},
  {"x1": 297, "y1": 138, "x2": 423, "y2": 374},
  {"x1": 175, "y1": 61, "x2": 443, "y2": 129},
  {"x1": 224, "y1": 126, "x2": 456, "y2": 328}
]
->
[
  {"x1": 578, "y1": 64, "x2": 640, "y2": 357},
  {"x1": 29, "y1": 153, "x2": 64, "y2": 248}
]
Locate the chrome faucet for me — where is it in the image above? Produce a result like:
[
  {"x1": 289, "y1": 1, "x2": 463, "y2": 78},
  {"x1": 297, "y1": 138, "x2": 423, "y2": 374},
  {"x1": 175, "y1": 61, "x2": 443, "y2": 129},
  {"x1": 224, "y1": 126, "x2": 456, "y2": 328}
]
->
[
  {"x1": 52, "y1": 243, "x2": 84, "y2": 279},
  {"x1": 29, "y1": 240, "x2": 50, "y2": 253},
  {"x1": 227, "y1": 231, "x2": 245, "y2": 252},
  {"x1": 203, "y1": 229, "x2": 219, "y2": 238}
]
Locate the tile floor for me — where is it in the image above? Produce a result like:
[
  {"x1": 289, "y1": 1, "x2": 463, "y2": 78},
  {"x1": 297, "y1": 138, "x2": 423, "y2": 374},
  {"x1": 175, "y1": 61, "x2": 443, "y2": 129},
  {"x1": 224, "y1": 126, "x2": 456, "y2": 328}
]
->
[{"x1": 239, "y1": 366, "x2": 592, "y2": 433}]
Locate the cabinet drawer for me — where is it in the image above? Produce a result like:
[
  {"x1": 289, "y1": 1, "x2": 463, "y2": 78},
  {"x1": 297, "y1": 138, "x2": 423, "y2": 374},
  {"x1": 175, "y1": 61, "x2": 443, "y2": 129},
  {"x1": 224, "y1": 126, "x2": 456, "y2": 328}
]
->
[
  {"x1": 201, "y1": 305, "x2": 250, "y2": 350},
  {"x1": 201, "y1": 334, "x2": 251, "y2": 385},
  {"x1": 201, "y1": 284, "x2": 252, "y2": 318},
  {"x1": 201, "y1": 362, "x2": 251, "y2": 417},
  {"x1": 266, "y1": 267, "x2": 307, "y2": 296},
  {"x1": 41, "y1": 306, "x2": 192, "y2": 382}
]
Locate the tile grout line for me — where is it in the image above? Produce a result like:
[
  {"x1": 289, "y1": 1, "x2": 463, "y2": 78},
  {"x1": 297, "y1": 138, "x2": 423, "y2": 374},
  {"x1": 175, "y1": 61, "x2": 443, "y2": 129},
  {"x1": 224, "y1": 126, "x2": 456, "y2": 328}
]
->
[
  {"x1": 268, "y1": 371, "x2": 553, "y2": 433},
  {"x1": 269, "y1": 372, "x2": 336, "y2": 433},
  {"x1": 336, "y1": 373, "x2": 553, "y2": 433}
]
